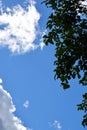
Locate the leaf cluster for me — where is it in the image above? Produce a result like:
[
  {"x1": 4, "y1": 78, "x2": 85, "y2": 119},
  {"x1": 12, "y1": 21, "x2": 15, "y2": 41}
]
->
[
  {"x1": 43, "y1": 0, "x2": 87, "y2": 88},
  {"x1": 77, "y1": 93, "x2": 87, "y2": 127},
  {"x1": 42, "y1": 0, "x2": 87, "y2": 126}
]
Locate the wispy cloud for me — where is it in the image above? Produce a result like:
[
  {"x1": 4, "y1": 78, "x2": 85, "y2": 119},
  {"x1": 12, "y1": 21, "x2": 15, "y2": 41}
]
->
[
  {"x1": 23, "y1": 100, "x2": 29, "y2": 108},
  {"x1": 0, "y1": 0, "x2": 44, "y2": 54},
  {"x1": 0, "y1": 80, "x2": 31, "y2": 130},
  {"x1": 49, "y1": 120, "x2": 62, "y2": 130}
]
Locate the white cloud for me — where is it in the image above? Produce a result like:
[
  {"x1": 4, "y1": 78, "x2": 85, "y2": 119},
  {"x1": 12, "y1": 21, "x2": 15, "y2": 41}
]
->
[
  {"x1": 0, "y1": 0, "x2": 44, "y2": 54},
  {"x1": 39, "y1": 30, "x2": 46, "y2": 50},
  {"x1": 39, "y1": 41, "x2": 45, "y2": 50},
  {"x1": 49, "y1": 120, "x2": 62, "y2": 130},
  {"x1": 0, "y1": 83, "x2": 31, "y2": 130},
  {"x1": 23, "y1": 100, "x2": 29, "y2": 108},
  {"x1": 81, "y1": 0, "x2": 87, "y2": 6},
  {"x1": 0, "y1": 78, "x2": 3, "y2": 84}
]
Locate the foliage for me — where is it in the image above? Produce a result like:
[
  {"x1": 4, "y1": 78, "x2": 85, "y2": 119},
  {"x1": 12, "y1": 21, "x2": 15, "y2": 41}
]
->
[
  {"x1": 77, "y1": 93, "x2": 87, "y2": 127},
  {"x1": 42, "y1": 0, "x2": 87, "y2": 127}
]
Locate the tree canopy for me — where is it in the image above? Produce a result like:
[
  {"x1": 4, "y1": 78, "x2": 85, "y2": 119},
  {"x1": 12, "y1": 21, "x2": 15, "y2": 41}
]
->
[{"x1": 42, "y1": 0, "x2": 87, "y2": 127}]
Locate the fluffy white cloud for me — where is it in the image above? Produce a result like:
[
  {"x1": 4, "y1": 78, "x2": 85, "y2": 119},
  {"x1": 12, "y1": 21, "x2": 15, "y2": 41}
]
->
[
  {"x1": 0, "y1": 81, "x2": 31, "y2": 130},
  {"x1": 23, "y1": 100, "x2": 29, "y2": 108},
  {"x1": 0, "y1": 0, "x2": 44, "y2": 54},
  {"x1": 49, "y1": 120, "x2": 62, "y2": 130}
]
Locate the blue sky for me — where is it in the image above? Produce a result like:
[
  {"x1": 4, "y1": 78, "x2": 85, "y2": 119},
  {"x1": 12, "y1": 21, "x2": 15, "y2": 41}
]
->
[{"x1": 0, "y1": 0, "x2": 87, "y2": 130}]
